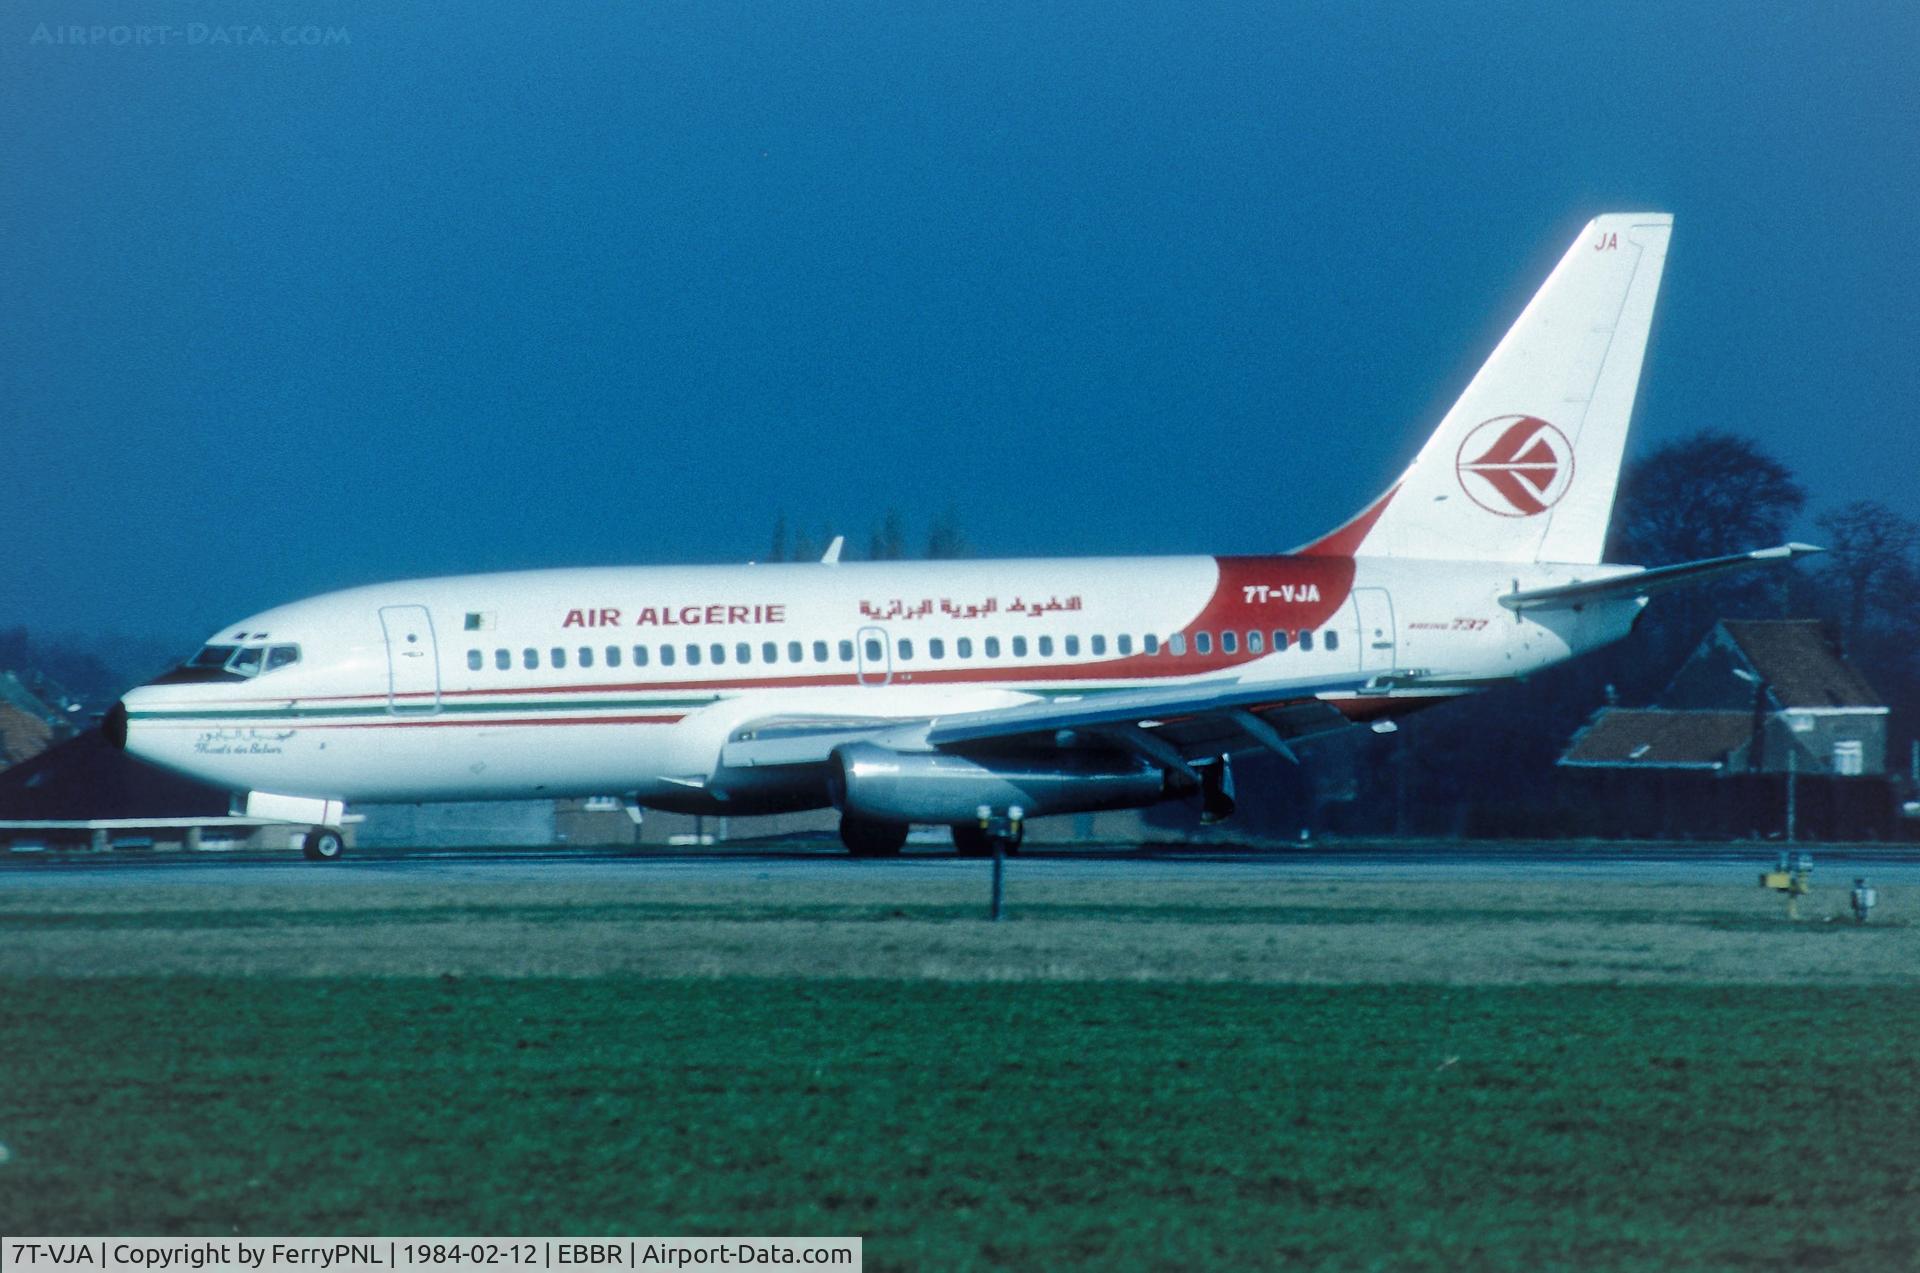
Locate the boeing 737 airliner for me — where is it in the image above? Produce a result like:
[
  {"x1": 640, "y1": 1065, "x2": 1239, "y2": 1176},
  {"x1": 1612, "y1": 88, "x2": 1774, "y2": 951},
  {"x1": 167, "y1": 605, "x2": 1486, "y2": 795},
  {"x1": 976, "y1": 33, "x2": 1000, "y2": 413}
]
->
[{"x1": 108, "y1": 213, "x2": 1817, "y2": 858}]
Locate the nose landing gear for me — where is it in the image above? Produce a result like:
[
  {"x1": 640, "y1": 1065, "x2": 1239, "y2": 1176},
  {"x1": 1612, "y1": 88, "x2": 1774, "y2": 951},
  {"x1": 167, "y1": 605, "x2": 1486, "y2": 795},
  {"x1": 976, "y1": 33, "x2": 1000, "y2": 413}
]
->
[{"x1": 302, "y1": 827, "x2": 346, "y2": 861}]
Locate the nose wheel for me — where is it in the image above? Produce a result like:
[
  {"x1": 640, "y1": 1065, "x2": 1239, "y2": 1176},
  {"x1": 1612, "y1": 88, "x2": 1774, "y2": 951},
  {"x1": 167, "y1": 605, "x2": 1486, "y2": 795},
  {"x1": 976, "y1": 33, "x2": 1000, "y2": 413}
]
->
[{"x1": 302, "y1": 827, "x2": 346, "y2": 862}]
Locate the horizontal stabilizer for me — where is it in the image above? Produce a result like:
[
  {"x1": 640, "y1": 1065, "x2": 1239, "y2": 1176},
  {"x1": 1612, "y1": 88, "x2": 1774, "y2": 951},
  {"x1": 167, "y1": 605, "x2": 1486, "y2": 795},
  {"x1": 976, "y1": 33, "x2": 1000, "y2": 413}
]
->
[{"x1": 1497, "y1": 543, "x2": 1823, "y2": 612}]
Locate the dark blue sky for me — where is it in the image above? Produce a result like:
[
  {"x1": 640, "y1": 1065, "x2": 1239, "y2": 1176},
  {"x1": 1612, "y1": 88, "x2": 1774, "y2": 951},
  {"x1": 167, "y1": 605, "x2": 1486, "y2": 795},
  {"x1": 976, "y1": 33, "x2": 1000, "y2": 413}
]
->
[{"x1": 5, "y1": 1, "x2": 1915, "y2": 645}]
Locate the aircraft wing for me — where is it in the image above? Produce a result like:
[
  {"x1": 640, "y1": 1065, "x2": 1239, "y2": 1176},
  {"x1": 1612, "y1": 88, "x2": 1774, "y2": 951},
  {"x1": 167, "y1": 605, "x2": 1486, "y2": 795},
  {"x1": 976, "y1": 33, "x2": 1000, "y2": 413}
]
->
[
  {"x1": 722, "y1": 670, "x2": 1414, "y2": 773},
  {"x1": 1497, "y1": 543, "x2": 1823, "y2": 613}
]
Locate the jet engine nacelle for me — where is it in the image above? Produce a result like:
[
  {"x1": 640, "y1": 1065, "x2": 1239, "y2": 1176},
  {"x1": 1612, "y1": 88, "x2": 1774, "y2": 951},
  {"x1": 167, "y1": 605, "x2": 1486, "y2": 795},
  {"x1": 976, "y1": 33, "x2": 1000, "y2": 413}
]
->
[{"x1": 828, "y1": 741, "x2": 1173, "y2": 824}]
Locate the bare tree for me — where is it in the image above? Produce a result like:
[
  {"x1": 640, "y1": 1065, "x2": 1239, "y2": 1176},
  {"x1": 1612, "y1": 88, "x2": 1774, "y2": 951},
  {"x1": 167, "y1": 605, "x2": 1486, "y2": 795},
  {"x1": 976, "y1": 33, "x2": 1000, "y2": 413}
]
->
[
  {"x1": 1604, "y1": 430, "x2": 1807, "y2": 698},
  {"x1": 789, "y1": 526, "x2": 818, "y2": 564},
  {"x1": 867, "y1": 508, "x2": 908, "y2": 561},
  {"x1": 766, "y1": 514, "x2": 789, "y2": 564},
  {"x1": 1814, "y1": 500, "x2": 1920, "y2": 636},
  {"x1": 1608, "y1": 430, "x2": 1806, "y2": 565},
  {"x1": 926, "y1": 506, "x2": 969, "y2": 560}
]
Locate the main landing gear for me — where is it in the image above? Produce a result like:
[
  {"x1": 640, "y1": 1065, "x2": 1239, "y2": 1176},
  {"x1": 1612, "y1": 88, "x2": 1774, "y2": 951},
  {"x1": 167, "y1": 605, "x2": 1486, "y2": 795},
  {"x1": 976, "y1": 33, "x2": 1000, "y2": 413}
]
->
[
  {"x1": 302, "y1": 826, "x2": 346, "y2": 862},
  {"x1": 839, "y1": 814, "x2": 908, "y2": 858}
]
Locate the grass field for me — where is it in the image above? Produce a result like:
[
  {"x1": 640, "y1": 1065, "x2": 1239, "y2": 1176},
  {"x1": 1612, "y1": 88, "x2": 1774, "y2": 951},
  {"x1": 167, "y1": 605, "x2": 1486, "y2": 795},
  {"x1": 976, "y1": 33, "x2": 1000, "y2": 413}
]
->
[
  {"x1": 2, "y1": 870, "x2": 1915, "y2": 982},
  {"x1": 4, "y1": 979, "x2": 1920, "y2": 1268},
  {"x1": 3, "y1": 863, "x2": 1919, "y2": 1268}
]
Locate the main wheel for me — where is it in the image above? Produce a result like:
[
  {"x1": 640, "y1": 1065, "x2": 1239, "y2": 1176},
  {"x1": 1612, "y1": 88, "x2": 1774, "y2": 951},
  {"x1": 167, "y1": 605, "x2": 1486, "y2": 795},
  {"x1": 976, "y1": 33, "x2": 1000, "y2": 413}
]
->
[
  {"x1": 951, "y1": 823, "x2": 1023, "y2": 856},
  {"x1": 840, "y1": 815, "x2": 908, "y2": 857},
  {"x1": 302, "y1": 827, "x2": 345, "y2": 862}
]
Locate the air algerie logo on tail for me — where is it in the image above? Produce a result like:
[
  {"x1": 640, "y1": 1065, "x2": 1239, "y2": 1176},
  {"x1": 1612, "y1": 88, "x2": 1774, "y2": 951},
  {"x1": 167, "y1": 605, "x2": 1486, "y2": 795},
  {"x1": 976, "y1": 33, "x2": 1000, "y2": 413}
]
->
[{"x1": 1455, "y1": 415, "x2": 1575, "y2": 517}]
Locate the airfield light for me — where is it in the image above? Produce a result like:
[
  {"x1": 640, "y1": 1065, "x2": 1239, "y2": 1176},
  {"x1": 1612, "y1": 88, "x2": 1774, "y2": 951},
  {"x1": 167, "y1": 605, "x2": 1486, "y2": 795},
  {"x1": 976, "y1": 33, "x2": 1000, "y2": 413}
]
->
[
  {"x1": 1851, "y1": 878, "x2": 1878, "y2": 924},
  {"x1": 1760, "y1": 851, "x2": 1814, "y2": 920},
  {"x1": 974, "y1": 806, "x2": 1025, "y2": 923}
]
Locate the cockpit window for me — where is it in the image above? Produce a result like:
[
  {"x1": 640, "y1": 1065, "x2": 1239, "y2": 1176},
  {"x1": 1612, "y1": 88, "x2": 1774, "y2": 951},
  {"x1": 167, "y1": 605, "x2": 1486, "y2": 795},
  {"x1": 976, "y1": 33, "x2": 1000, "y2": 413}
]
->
[{"x1": 154, "y1": 642, "x2": 302, "y2": 685}]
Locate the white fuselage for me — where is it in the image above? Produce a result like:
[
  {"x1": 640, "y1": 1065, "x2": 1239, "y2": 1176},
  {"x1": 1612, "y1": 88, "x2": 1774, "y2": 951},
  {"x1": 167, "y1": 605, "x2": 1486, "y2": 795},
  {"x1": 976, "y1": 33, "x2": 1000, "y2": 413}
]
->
[{"x1": 117, "y1": 552, "x2": 1642, "y2": 814}]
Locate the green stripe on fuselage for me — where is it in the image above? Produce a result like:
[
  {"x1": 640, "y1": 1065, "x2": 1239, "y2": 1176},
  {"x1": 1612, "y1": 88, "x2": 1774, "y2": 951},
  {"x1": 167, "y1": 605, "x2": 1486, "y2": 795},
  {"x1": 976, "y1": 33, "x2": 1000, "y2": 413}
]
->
[
  {"x1": 127, "y1": 695, "x2": 720, "y2": 723},
  {"x1": 126, "y1": 682, "x2": 1144, "y2": 726}
]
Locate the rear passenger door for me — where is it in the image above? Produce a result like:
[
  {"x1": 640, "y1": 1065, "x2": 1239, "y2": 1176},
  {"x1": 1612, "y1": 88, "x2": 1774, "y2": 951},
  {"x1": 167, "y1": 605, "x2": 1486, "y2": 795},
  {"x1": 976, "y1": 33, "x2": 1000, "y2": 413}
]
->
[{"x1": 1351, "y1": 589, "x2": 1396, "y2": 675}]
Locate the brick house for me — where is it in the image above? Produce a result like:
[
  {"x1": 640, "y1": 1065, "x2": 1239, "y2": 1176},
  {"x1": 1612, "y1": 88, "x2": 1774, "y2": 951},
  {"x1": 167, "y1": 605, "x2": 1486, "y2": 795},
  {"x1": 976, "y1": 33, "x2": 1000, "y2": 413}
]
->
[
  {"x1": 1560, "y1": 620, "x2": 1892, "y2": 838},
  {"x1": 0, "y1": 672, "x2": 70, "y2": 770}
]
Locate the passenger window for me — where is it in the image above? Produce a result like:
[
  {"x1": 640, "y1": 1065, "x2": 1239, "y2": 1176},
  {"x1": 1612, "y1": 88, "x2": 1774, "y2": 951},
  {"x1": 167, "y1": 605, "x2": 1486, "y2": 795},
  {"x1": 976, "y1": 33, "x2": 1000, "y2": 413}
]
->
[
  {"x1": 467, "y1": 650, "x2": 482, "y2": 671},
  {"x1": 660, "y1": 645, "x2": 675, "y2": 667},
  {"x1": 1247, "y1": 631, "x2": 1264, "y2": 654},
  {"x1": 736, "y1": 642, "x2": 751, "y2": 664},
  {"x1": 1012, "y1": 636, "x2": 1028, "y2": 657},
  {"x1": 634, "y1": 645, "x2": 650, "y2": 667},
  {"x1": 898, "y1": 638, "x2": 913, "y2": 660},
  {"x1": 864, "y1": 637, "x2": 882, "y2": 662},
  {"x1": 686, "y1": 645, "x2": 702, "y2": 666},
  {"x1": 813, "y1": 640, "x2": 829, "y2": 663},
  {"x1": 1117, "y1": 634, "x2": 1133, "y2": 655},
  {"x1": 958, "y1": 637, "x2": 974, "y2": 658},
  {"x1": 788, "y1": 641, "x2": 803, "y2": 662},
  {"x1": 1299, "y1": 631, "x2": 1314, "y2": 652},
  {"x1": 266, "y1": 645, "x2": 301, "y2": 672},
  {"x1": 1195, "y1": 632, "x2": 1213, "y2": 655},
  {"x1": 1144, "y1": 634, "x2": 1159, "y2": 655},
  {"x1": 1091, "y1": 635, "x2": 1105, "y2": 655},
  {"x1": 495, "y1": 649, "x2": 511, "y2": 671},
  {"x1": 838, "y1": 640, "x2": 854, "y2": 662},
  {"x1": 929, "y1": 638, "x2": 945, "y2": 659},
  {"x1": 1221, "y1": 631, "x2": 1237, "y2": 654},
  {"x1": 524, "y1": 648, "x2": 539, "y2": 669},
  {"x1": 985, "y1": 637, "x2": 1001, "y2": 658},
  {"x1": 1169, "y1": 634, "x2": 1188, "y2": 656},
  {"x1": 763, "y1": 642, "x2": 778, "y2": 663},
  {"x1": 1065, "y1": 635, "x2": 1080, "y2": 656},
  {"x1": 1037, "y1": 636, "x2": 1053, "y2": 657},
  {"x1": 1273, "y1": 630, "x2": 1290, "y2": 651},
  {"x1": 1325, "y1": 630, "x2": 1339, "y2": 651},
  {"x1": 606, "y1": 646, "x2": 622, "y2": 668},
  {"x1": 579, "y1": 647, "x2": 594, "y2": 669},
  {"x1": 551, "y1": 648, "x2": 567, "y2": 670},
  {"x1": 710, "y1": 643, "x2": 726, "y2": 665}
]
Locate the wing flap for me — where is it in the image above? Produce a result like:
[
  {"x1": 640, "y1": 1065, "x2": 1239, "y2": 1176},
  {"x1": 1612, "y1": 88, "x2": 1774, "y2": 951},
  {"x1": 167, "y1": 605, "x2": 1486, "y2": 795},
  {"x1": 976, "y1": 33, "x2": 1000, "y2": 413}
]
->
[
  {"x1": 720, "y1": 672, "x2": 1386, "y2": 770},
  {"x1": 923, "y1": 672, "x2": 1380, "y2": 748}
]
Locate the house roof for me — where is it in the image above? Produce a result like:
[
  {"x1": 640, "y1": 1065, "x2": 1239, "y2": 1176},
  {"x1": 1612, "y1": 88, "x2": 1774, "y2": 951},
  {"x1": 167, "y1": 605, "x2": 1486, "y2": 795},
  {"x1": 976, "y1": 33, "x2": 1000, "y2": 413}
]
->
[
  {"x1": 1721, "y1": 620, "x2": 1882, "y2": 710},
  {"x1": 0, "y1": 672, "x2": 63, "y2": 726},
  {"x1": 1560, "y1": 709, "x2": 1757, "y2": 770}
]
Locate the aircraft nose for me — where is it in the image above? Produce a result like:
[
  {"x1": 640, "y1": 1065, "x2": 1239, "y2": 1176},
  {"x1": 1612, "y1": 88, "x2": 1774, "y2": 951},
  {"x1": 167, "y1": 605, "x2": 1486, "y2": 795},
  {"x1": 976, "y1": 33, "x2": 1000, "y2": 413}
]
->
[{"x1": 104, "y1": 700, "x2": 129, "y2": 750}]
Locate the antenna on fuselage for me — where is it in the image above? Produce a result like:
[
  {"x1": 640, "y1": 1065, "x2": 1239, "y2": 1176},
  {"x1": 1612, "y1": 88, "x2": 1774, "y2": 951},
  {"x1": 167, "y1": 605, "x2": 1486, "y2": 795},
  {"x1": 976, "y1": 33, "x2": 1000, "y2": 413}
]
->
[{"x1": 820, "y1": 535, "x2": 844, "y2": 565}]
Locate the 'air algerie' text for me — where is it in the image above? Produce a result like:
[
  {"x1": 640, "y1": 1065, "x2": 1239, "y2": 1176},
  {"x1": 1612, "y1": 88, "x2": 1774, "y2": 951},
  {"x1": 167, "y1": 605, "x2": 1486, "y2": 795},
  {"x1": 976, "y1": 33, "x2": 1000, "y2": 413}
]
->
[{"x1": 562, "y1": 606, "x2": 787, "y2": 628}]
